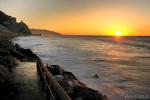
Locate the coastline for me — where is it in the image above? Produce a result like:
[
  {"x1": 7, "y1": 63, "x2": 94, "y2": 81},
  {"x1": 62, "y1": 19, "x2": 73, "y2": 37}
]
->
[
  {"x1": 13, "y1": 36, "x2": 150, "y2": 100},
  {"x1": 0, "y1": 40, "x2": 108, "y2": 100}
]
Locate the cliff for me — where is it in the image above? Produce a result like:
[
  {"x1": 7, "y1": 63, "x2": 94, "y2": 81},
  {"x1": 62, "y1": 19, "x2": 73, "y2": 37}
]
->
[
  {"x1": 0, "y1": 11, "x2": 31, "y2": 37},
  {"x1": 31, "y1": 29, "x2": 62, "y2": 37}
]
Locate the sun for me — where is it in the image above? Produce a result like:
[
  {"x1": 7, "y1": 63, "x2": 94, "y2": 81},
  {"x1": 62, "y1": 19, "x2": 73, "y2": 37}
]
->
[{"x1": 115, "y1": 31, "x2": 122, "y2": 37}]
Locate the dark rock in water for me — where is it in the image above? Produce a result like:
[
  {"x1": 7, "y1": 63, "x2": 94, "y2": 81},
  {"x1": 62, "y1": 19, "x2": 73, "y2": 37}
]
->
[
  {"x1": 92, "y1": 74, "x2": 100, "y2": 78},
  {"x1": 72, "y1": 86, "x2": 103, "y2": 100}
]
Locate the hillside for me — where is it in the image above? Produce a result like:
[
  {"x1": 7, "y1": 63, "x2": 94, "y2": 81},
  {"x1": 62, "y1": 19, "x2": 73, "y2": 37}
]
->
[
  {"x1": 31, "y1": 29, "x2": 62, "y2": 37},
  {"x1": 0, "y1": 11, "x2": 31, "y2": 37}
]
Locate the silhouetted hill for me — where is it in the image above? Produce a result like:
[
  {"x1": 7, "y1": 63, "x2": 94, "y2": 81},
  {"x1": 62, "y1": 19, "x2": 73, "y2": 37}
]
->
[
  {"x1": 0, "y1": 11, "x2": 31, "y2": 37},
  {"x1": 31, "y1": 29, "x2": 62, "y2": 37}
]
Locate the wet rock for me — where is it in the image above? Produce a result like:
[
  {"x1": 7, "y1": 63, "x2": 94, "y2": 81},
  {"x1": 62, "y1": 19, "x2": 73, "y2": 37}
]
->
[
  {"x1": 92, "y1": 74, "x2": 100, "y2": 78},
  {"x1": 63, "y1": 71, "x2": 85, "y2": 87},
  {"x1": 49, "y1": 65, "x2": 64, "y2": 75},
  {"x1": 72, "y1": 86, "x2": 104, "y2": 100},
  {"x1": 54, "y1": 75, "x2": 64, "y2": 82},
  {"x1": 0, "y1": 40, "x2": 38, "y2": 61}
]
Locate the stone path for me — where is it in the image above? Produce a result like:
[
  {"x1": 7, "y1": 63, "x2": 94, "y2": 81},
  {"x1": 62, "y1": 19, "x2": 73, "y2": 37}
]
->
[{"x1": 10, "y1": 62, "x2": 46, "y2": 100}]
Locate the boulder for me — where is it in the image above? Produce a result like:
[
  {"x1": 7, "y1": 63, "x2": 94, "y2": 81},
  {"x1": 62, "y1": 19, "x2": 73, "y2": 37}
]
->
[
  {"x1": 72, "y1": 86, "x2": 103, "y2": 100},
  {"x1": 92, "y1": 74, "x2": 100, "y2": 78},
  {"x1": 49, "y1": 65, "x2": 64, "y2": 75},
  {"x1": 0, "y1": 40, "x2": 38, "y2": 61},
  {"x1": 54, "y1": 75, "x2": 64, "y2": 82}
]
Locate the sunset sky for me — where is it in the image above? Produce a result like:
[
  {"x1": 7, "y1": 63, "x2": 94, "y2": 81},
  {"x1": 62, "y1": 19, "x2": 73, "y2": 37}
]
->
[{"x1": 0, "y1": 0, "x2": 150, "y2": 36}]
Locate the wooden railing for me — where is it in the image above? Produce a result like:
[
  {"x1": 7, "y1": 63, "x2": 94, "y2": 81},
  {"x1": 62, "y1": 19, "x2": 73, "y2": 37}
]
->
[{"x1": 36, "y1": 58, "x2": 72, "y2": 100}]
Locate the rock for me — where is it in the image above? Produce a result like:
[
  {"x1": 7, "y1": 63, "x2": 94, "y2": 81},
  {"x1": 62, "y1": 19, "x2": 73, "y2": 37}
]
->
[
  {"x1": 13, "y1": 57, "x2": 20, "y2": 66},
  {"x1": 0, "y1": 11, "x2": 31, "y2": 37},
  {"x1": 0, "y1": 40, "x2": 39, "y2": 100},
  {"x1": 62, "y1": 79, "x2": 74, "y2": 94},
  {"x1": 0, "y1": 40, "x2": 37, "y2": 61},
  {"x1": 17, "y1": 21, "x2": 31, "y2": 34},
  {"x1": 92, "y1": 74, "x2": 99, "y2": 78},
  {"x1": 72, "y1": 86, "x2": 103, "y2": 100},
  {"x1": 0, "y1": 65, "x2": 9, "y2": 78},
  {"x1": 46, "y1": 64, "x2": 105, "y2": 100},
  {"x1": 63, "y1": 71, "x2": 78, "y2": 80},
  {"x1": 0, "y1": 65, "x2": 17, "y2": 100},
  {"x1": 0, "y1": 24, "x2": 11, "y2": 33},
  {"x1": 50, "y1": 65, "x2": 64, "y2": 75},
  {"x1": 75, "y1": 97, "x2": 83, "y2": 100},
  {"x1": 14, "y1": 43, "x2": 38, "y2": 61},
  {"x1": 54, "y1": 75, "x2": 64, "y2": 82},
  {"x1": 0, "y1": 53, "x2": 17, "y2": 71},
  {"x1": 103, "y1": 95, "x2": 109, "y2": 100},
  {"x1": 63, "y1": 71, "x2": 85, "y2": 87},
  {"x1": 0, "y1": 65, "x2": 9, "y2": 90},
  {"x1": 0, "y1": 40, "x2": 16, "y2": 51}
]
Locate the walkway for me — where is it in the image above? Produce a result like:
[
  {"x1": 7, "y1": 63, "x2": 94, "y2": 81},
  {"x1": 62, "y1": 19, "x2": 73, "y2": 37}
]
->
[{"x1": 10, "y1": 62, "x2": 46, "y2": 100}]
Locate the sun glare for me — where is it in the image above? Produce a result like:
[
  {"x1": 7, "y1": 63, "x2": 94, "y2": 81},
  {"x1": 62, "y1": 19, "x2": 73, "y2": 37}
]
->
[
  {"x1": 104, "y1": 24, "x2": 130, "y2": 36},
  {"x1": 115, "y1": 31, "x2": 122, "y2": 37}
]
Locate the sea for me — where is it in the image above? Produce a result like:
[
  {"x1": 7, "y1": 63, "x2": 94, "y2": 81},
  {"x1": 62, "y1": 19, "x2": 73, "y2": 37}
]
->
[{"x1": 13, "y1": 36, "x2": 150, "y2": 100}]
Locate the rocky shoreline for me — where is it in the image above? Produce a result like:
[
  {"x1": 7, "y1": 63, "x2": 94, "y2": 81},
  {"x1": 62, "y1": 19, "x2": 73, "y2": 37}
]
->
[
  {"x1": 0, "y1": 40, "x2": 37, "y2": 100},
  {"x1": 46, "y1": 64, "x2": 108, "y2": 100},
  {"x1": 0, "y1": 11, "x2": 108, "y2": 100},
  {"x1": 0, "y1": 40, "x2": 108, "y2": 100}
]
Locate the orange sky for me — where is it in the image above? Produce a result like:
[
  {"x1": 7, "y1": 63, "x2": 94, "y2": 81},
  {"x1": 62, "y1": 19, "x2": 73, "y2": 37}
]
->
[{"x1": 0, "y1": 0, "x2": 150, "y2": 36}]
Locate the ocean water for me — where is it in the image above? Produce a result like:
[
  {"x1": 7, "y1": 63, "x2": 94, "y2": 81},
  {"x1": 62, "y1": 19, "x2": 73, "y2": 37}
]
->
[{"x1": 13, "y1": 36, "x2": 150, "y2": 100}]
